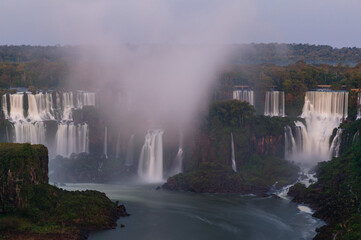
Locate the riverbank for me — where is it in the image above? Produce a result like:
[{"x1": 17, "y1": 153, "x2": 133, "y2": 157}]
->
[{"x1": 288, "y1": 121, "x2": 361, "y2": 239}]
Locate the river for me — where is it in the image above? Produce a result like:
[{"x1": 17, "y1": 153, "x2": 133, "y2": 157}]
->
[{"x1": 62, "y1": 183, "x2": 324, "y2": 240}]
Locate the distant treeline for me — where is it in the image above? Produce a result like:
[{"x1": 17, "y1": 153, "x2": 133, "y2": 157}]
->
[
  {"x1": 1, "y1": 43, "x2": 361, "y2": 89},
  {"x1": 230, "y1": 43, "x2": 361, "y2": 65}
]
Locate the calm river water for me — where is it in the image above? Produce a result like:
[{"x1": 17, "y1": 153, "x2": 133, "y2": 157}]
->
[{"x1": 63, "y1": 183, "x2": 324, "y2": 240}]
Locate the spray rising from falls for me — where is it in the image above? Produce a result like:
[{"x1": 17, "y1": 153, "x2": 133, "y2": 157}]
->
[
  {"x1": 230, "y1": 132, "x2": 237, "y2": 172},
  {"x1": 2, "y1": 91, "x2": 96, "y2": 157},
  {"x1": 104, "y1": 127, "x2": 108, "y2": 159},
  {"x1": 138, "y1": 129, "x2": 164, "y2": 182},
  {"x1": 264, "y1": 91, "x2": 285, "y2": 117},
  {"x1": 233, "y1": 90, "x2": 254, "y2": 106},
  {"x1": 285, "y1": 91, "x2": 348, "y2": 165}
]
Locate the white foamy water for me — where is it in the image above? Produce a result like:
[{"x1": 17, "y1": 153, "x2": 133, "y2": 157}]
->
[
  {"x1": 285, "y1": 91, "x2": 348, "y2": 165},
  {"x1": 2, "y1": 91, "x2": 95, "y2": 157},
  {"x1": 264, "y1": 91, "x2": 285, "y2": 117}
]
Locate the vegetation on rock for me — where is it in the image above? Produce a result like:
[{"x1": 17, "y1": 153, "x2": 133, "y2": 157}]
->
[
  {"x1": 0, "y1": 143, "x2": 128, "y2": 240},
  {"x1": 289, "y1": 120, "x2": 361, "y2": 240},
  {"x1": 165, "y1": 100, "x2": 299, "y2": 194}
]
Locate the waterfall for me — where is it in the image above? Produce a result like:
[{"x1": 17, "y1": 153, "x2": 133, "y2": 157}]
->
[
  {"x1": 62, "y1": 92, "x2": 75, "y2": 121},
  {"x1": 27, "y1": 93, "x2": 55, "y2": 121},
  {"x1": 264, "y1": 91, "x2": 285, "y2": 117},
  {"x1": 284, "y1": 125, "x2": 297, "y2": 160},
  {"x1": 353, "y1": 131, "x2": 360, "y2": 144},
  {"x1": 2, "y1": 94, "x2": 8, "y2": 119},
  {"x1": 124, "y1": 134, "x2": 135, "y2": 166},
  {"x1": 233, "y1": 90, "x2": 254, "y2": 106},
  {"x1": 329, "y1": 128, "x2": 342, "y2": 158},
  {"x1": 2, "y1": 91, "x2": 94, "y2": 158},
  {"x1": 138, "y1": 129, "x2": 164, "y2": 182},
  {"x1": 169, "y1": 131, "x2": 184, "y2": 176},
  {"x1": 104, "y1": 127, "x2": 108, "y2": 159},
  {"x1": 76, "y1": 91, "x2": 96, "y2": 108},
  {"x1": 13, "y1": 122, "x2": 46, "y2": 144},
  {"x1": 230, "y1": 132, "x2": 237, "y2": 172},
  {"x1": 285, "y1": 90, "x2": 348, "y2": 165},
  {"x1": 55, "y1": 123, "x2": 89, "y2": 157},
  {"x1": 9, "y1": 93, "x2": 25, "y2": 121},
  {"x1": 115, "y1": 132, "x2": 121, "y2": 159}
]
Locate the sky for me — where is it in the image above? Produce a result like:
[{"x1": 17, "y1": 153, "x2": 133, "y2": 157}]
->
[{"x1": 0, "y1": 0, "x2": 360, "y2": 48}]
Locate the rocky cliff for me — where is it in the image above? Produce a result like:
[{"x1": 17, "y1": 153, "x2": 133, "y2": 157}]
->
[
  {"x1": 0, "y1": 143, "x2": 129, "y2": 240},
  {"x1": 165, "y1": 100, "x2": 299, "y2": 194}
]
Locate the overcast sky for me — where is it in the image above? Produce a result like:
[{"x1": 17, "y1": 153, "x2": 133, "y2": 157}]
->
[{"x1": 0, "y1": 0, "x2": 360, "y2": 48}]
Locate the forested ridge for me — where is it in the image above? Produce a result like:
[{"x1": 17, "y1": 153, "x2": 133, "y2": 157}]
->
[{"x1": 1, "y1": 43, "x2": 361, "y2": 89}]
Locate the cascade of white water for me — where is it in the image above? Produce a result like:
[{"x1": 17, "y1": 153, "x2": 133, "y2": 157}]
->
[
  {"x1": 13, "y1": 121, "x2": 46, "y2": 144},
  {"x1": 104, "y1": 127, "x2": 108, "y2": 159},
  {"x1": 61, "y1": 92, "x2": 75, "y2": 121},
  {"x1": 230, "y1": 132, "x2": 237, "y2": 172},
  {"x1": 2, "y1": 94, "x2": 8, "y2": 119},
  {"x1": 76, "y1": 91, "x2": 96, "y2": 108},
  {"x1": 125, "y1": 134, "x2": 135, "y2": 166},
  {"x1": 284, "y1": 125, "x2": 297, "y2": 160},
  {"x1": 233, "y1": 90, "x2": 254, "y2": 106},
  {"x1": 138, "y1": 129, "x2": 164, "y2": 182},
  {"x1": 329, "y1": 128, "x2": 343, "y2": 158},
  {"x1": 2, "y1": 91, "x2": 94, "y2": 158},
  {"x1": 27, "y1": 93, "x2": 55, "y2": 121},
  {"x1": 264, "y1": 91, "x2": 285, "y2": 117},
  {"x1": 286, "y1": 91, "x2": 348, "y2": 165},
  {"x1": 9, "y1": 93, "x2": 25, "y2": 121},
  {"x1": 55, "y1": 123, "x2": 89, "y2": 157}
]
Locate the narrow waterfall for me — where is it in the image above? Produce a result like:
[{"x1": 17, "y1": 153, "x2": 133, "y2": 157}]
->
[
  {"x1": 329, "y1": 128, "x2": 342, "y2": 158},
  {"x1": 233, "y1": 90, "x2": 254, "y2": 106},
  {"x1": 104, "y1": 127, "x2": 108, "y2": 159},
  {"x1": 264, "y1": 91, "x2": 285, "y2": 117},
  {"x1": 9, "y1": 93, "x2": 25, "y2": 121},
  {"x1": 55, "y1": 123, "x2": 89, "y2": 157},
  {"x1": 169, "y1": 132, "x2": 184, "y2": 176},
  {"x1": 2, "y1": 94, "x2": 9, "y2": 119},
  {"x1": 62, "y1": 92, "x2": 75, "y2": 121},
  {"x1": 353, "y1": 131, "x2": 360, "y2": 144},
  {"x1": 285, "y1": 91, "x2": 348, "y2": 165},
  {"x1": 138, "y1": 129, "x2": 164, "y2": 182},
  {"x1": 2, "y1": 91, "x2": 94, "y2": 158},
  {"x1": 115, "y1": 132, "x2": 121, "y2": 159},
  {"x1": 230, "y1": 132, "x2": 237, "y2": 172},
  {"x1": 284, "y1": 125, "x2": 297, "y2": 161},
  {"x1": 124, "y1": 134, "x2": 135, "y2": 166},
  {"x1": 76, "y1": 91, "x2": 96, "y2": 108},
  {"x1": 357, "y1": 92, "x2": 361, "y2": 119}
]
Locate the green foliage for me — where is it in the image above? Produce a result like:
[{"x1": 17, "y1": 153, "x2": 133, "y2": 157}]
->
[
  {"x1": 0, "y1": 143, "x2": 121, "y2": 237},
  {"x1": 240, "y1": 154, "x2": 298, "y2": 187},
  {"x1": 291, "y1": 120, "x2": 361, "y2": 239}
]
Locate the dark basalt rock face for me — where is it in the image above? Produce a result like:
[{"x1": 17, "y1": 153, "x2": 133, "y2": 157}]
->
[
  {"x1": 0, "y1": 143, "x2": 49, "y2": 213},
  {"x1": 0, "y1": 143, "x2": 129, "y2": 240},
  {"x1": 166, "y1": 101, "x2": 299, "y2": 195}
]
